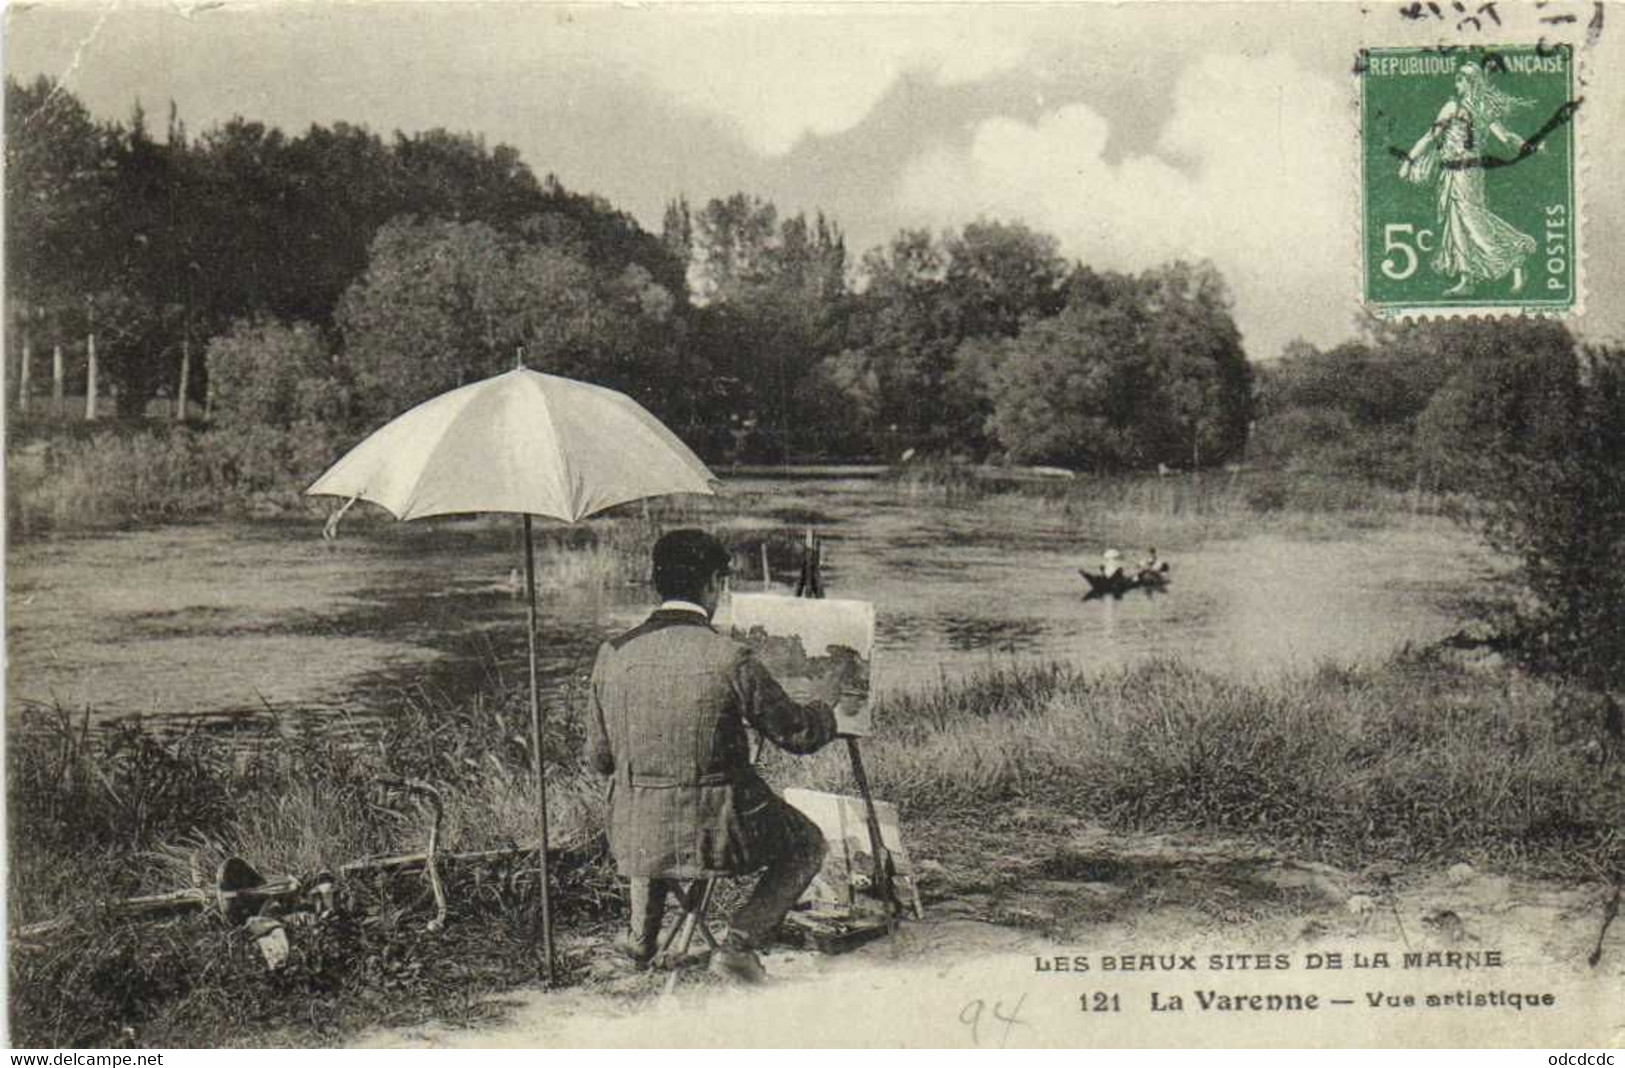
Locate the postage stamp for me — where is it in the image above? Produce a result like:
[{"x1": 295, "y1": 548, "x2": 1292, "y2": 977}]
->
[{"x1": 1362, "y1": 44, "x2": 1578, "y2": 317}]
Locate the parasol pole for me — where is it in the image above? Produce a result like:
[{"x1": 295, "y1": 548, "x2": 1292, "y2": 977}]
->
[{"x1": 522, "y1": 513, "x2": 556, "y2": 984}]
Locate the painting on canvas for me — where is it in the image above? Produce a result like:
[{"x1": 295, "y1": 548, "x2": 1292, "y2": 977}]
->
[
  {"x1": 718, "y1": 593, "x2": 876, "y2": 736},
  {"x1": 784, "y1": 787, "x2": 922, "y2": 918}
]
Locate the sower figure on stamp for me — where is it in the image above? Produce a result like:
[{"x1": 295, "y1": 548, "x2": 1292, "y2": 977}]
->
[
  {"x1": 587, "y1": 529, "x2": 847, "y2": 984},
  {"x1": 1400, "y1": 62, "x2": 1539, "y2": 296}
]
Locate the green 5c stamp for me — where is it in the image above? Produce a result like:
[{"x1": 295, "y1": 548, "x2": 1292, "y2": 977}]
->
[{"x1": 1362, "y1": 45, "x2": 1577, "y2": 316}]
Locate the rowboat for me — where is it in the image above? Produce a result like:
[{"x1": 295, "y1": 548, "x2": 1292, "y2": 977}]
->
[{"x1": 1079, "y1": 565, "x2": 1170, "y2": 598}]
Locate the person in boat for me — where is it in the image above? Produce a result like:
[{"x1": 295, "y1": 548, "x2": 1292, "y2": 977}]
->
[
  {"x1": 1101, "y1": 548, "x2": 1125, "y2": 581},
  {"x1": 1138, "y1": 547, "x2": 1167, "y2": 577},
  {"x1": 587, "y1": 529, "x2": 850, "y2": 984}
]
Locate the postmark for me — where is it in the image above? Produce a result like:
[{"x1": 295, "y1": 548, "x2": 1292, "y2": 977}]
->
[{"x1": 1362, "y1": 44, "x2": 1578, "y2": 316}]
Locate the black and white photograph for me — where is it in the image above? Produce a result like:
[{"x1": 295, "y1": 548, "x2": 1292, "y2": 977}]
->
[{"x1": 3, "y1": 0, "x2": 1623, "y2": 1050}]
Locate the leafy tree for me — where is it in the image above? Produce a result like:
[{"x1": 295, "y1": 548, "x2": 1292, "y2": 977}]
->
[
  {"x1": 1415, "y1": 336, "x2": 1581, "y2": 492},
  {"x1": 336, "y1": 217, "x2": 515, "y2": 420},
  {"x1": 336, "y1": 216, "x2": 689, "y2": 427},
  {"x1": 1134, "y1": 262, "x2": 1252, "y2": 469},
  {"x1": 963, "y1": 261, "x2": 1251, "y2": 471},
  {"x1": 1457, "y1": 345, "x2": 1625, "y2": 697},
  {"x1": 4, "y1": 77, "x2": 114, "y2": 315},
  {"x1": 1253, "y1": 320, "x2": 1579, "y2": 487},
  {"x1": 943, "y1": 220, "x2": 1068, "y2": 340},
  {"x1": 961, "y1": 288, "x2": 1148, "y2": 468},
  {"x1": 95, "y1": 103, "x2": 204, "y2": 416},
  {"x1": 278, "y1": 121, "x2": 404, "y2": 325},
  {"x1": 205, "y1": 318, "x2": 343, "y2": 430},
  {"x1": 692, "y1": 193, "x2": 779, "y2": 302},
  {"x1": 4, "y1": 80, "x2": 187, "y2": 415},
  {"x1": 839, "y1": 222, "x2": 1074, "y2": 456},
  {"x1": 839, "y1": 230, "x2": 959, "y2": 450},
  {"x1": 661, "y1": 196, "x2": 694, "y2": 280},
  {"x1": 789, "y1": 355, "x2": 877, "y2": 457},
  {"x1": 2, "y1": 77, "x2": 685, "y2": 421},
  {"x1": 682, "y1": 195, "x2": 850, "y2": 458}
]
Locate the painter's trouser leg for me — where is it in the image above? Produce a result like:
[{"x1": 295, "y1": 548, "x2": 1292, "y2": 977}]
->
[
  {"x1": 624, "y1": 876, "x2": 677, "y2": 960},
  {"x1": 727, "y1": 798, "x2": 828, "y2": 949}
]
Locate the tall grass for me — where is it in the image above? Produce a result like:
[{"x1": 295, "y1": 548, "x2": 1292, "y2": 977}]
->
[
  {"x1": 789, "y1": 653, "x2": 1622, "y2": 875},
  {"x1": 6, "y1": 424, "x2": 344, "y2": 536},
  {"x1": 8, "y1": 430, "x2": 219, "y2": 534},
  {"x1": 6, "y1": 682, "x2": 615, "y2": 1048},
  {"x1": 883, "y1": 462, "x2": 1457, "y2": 544}
]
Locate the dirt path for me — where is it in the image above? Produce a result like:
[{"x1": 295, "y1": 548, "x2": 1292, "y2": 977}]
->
[{"x1": 354, "y1": 823, "x2": 1623, "y2": 1048}]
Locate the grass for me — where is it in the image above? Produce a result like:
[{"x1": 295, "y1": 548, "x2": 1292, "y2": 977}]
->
[
  {"x1": 785, "y1": 651, "x2": 1621, "y2": 876},
  {"x1": 10, "y1": 646, "x2": 1620, "y2": 1047},
  {"x1": 6, "y1": 683, "x2": 617, "y2": 1048},
  {"x1": 9, "y1": 420, "x2": 1459, "y2": 545},
  {"x1": 882, "y1": 460, "x2": 1458, "y2": 546},
  {"x1": 5, "y1": 423, "x2": 343, "y2": 537}
]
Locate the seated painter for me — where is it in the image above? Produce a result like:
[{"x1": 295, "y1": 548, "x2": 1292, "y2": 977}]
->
[{"x1": 587, "y1": 528, "x2": 850, "y2": 984}]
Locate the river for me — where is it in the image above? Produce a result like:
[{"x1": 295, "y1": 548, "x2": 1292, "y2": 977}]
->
[{"x1": 3, "y1": 477, "x2": 1494, "y2": 728}]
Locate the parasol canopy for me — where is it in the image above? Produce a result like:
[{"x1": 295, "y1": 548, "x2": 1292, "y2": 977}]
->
[{"x1": 306, "y1": 367, "x2": 716, "y2": 522}]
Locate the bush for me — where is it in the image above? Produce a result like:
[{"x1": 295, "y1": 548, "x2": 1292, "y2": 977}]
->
[
  {"x1": 205, "y1": 318, "x2": 349, "y2": 432},
  {"x1": 5, "y1": 421, "x2": 349, "y2": 535},
  {"x1": 7, "y1": 428, "x2": 220, "y2": 531},
  {"x1": 1464, "y1": 345, "x2": 1625, "y2": 695}
]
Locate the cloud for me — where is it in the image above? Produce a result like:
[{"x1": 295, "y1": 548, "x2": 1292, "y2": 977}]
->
[
  {"x1": 568, "y1": 11, "x2": 1032, "y2": 157},
  {"x1": 894, "y1": 53, "x2": 1359, "y2": 359}
]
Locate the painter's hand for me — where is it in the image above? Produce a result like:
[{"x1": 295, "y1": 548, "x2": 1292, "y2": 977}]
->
[{"x1": 833, "y1": 687, "x2": 867, "y2": 732}]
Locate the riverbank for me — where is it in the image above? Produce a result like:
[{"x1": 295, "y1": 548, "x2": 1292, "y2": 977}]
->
[
  {"x1": 9, "y1": 651, "x2": 1619, "y2": 1047},
  {"x1": 5, "y1": 419, "x2": 1452, "y2": 543}
]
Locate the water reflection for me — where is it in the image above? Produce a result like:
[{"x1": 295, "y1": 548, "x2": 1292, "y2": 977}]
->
[
  {"x1": 936, "y1": 615, "x2": 1048, "y2": 654},
  {"x1": 4, "y1": 482, "x2": 1492, "y2": 726}
]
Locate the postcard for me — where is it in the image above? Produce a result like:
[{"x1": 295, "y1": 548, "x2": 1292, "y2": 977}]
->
[{"x1": 4, "y1": 0, "x2": 1620, "y2": 1051}]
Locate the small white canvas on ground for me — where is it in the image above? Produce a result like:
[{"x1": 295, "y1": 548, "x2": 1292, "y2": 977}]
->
[
  {"x1": 717, "y1": 593, "x2": 876, "y2": 736},
  {"x1": 784, "y1": 787, "x2": 923, "y2": 918}
]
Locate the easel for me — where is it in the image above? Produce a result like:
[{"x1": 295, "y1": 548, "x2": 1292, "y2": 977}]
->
[
  {"x1": 794, "y1": 528, "x2": 824, "y2": 598},
  {"x1": 793, "y1": 530, "x2": 902, "y2": 923}
]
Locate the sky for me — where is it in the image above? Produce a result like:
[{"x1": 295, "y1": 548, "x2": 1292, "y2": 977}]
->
[{"x1": 6, "y1": 0, "x2": 1624, "y2": 361}]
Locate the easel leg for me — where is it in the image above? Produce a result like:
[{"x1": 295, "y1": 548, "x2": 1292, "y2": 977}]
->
[{"x1": 846, "y1": 737, "x2": 901, "y2": 923}]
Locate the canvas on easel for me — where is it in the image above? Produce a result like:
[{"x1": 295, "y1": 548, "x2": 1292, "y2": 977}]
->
[
  {"x1": 716, "y1": 593, "x2": 876, "y2": 736},
  {"x1": 784, "y1": 787, "x2": 923, "y2": 919}
]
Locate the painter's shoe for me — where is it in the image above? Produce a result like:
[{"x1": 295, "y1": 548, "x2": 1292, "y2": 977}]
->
[
  {"x1": 611, "y1": 932, "x2": 657, "y2": 971},
  {"x1": 709, "y1": 944, "x2": 768, "y2": 985}
]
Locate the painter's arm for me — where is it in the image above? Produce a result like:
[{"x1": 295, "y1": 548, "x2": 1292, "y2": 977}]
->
[{"x1": 732, "y1": 648, "x2": 838, "y2": 755}]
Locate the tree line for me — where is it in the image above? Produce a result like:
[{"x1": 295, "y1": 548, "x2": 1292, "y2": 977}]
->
[
  {"x1": 5, "y1": 76, "x2": 675, "y2": 422},
  {"x1": 5, "y1": 76, "x2": 1252, "y2": 470}
]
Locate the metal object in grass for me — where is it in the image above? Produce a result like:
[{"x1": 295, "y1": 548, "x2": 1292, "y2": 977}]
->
[
  {"x1": 372, "y1": 777, "x2": 448, "y2": 932},
  {"x1": 12, "y1": 861, "x2": 304, "y2": 946},
  {"x1": 306, "y1": 361, "x2": 718, "y2": 983},
  {"x1": 1591, "y1": 875, "x2": 1621, "y2": 967}
]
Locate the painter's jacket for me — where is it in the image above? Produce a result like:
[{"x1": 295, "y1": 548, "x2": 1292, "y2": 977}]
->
[{"x1": 587, "y1": 607, "x2": 838, "y2": 877}]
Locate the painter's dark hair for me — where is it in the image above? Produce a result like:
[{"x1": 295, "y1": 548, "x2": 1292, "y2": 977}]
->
[{"x1": 652, "y1": 529, "x2": 731, "y2": 602}]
